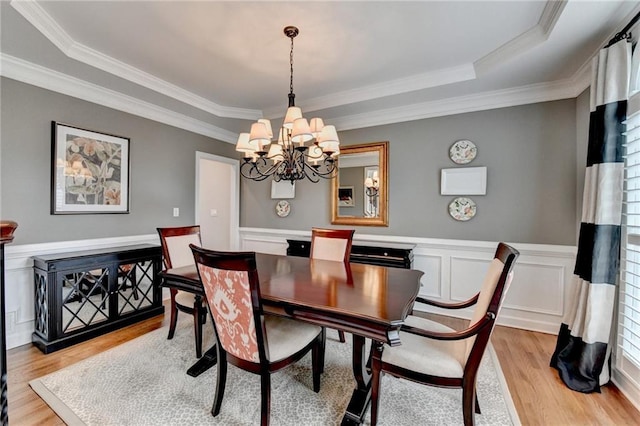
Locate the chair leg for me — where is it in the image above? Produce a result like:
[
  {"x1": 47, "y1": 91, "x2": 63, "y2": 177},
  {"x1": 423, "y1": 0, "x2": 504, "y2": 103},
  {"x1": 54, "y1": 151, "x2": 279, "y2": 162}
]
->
[
  {"x1": 338, "y1": 330, "x2": 346, "y2": 343},
  {"x1": 167, "y1": 289, "x2": 179, "y2": 340},
  {"x1": 260, "y1": 373, "x2": 271, "y2": 426},
  {"x1": 320, "y1": 328, "x2": 326, "y2": 374},
  {"x1": 212, "y1": 350, "x2": 227, "y2": 416},
  {"x1": 370, "y1": 342, "x2": 384, "y2": 426},
  {"x1": 462, "y1": 380, "x2": 477, "y2": 426},
  {"x1": 311, "y1": 333, "x2": 323, "y2": 392},
  {"x1": 194, "y1": 296, "x2": 203, "y2": 358}
]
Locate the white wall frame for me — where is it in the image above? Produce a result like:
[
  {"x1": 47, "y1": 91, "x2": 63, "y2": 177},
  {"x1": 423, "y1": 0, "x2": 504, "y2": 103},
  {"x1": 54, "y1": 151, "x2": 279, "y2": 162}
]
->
[{"x1": 441, "y1": 166, "x2": 487, "y2": 195}]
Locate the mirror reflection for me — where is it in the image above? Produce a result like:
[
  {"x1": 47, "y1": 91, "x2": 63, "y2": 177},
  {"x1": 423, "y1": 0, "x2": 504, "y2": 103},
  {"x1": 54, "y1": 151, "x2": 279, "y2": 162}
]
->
[{"x1": 331, "y1": 141, "x2": 388, "y2": 226}]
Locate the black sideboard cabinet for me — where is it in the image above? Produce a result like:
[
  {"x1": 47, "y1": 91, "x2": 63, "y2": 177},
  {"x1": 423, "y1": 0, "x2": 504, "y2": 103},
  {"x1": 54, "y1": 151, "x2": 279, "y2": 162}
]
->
[
  {"x1": 32, "y1": 244, "x2": 164, "y2": 353},
  {"x1": 286, "y1": 239, "x2": 414, "y2": 269}
]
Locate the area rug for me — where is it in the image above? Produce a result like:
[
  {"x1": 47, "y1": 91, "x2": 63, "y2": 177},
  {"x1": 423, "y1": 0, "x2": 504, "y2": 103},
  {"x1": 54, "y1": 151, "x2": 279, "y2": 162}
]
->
[{"x1": 30, "y1": 318, "x2": 520, "y2": 425}]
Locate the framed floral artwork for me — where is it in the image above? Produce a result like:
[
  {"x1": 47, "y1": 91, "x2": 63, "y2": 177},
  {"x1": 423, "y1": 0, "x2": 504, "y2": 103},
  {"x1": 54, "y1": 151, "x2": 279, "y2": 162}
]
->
[{"x1": 51, "y1": 122, "x2": 130, "y2": 214}]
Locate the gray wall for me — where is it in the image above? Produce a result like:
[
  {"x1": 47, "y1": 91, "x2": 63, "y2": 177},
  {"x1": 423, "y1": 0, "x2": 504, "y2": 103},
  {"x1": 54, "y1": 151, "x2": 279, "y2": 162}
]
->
[
  {"x1": 241, "y1": 99, "x2": 578, "y2": 246},
  {"x1": 0, "y1": 78, "x2": 237, "y2": 245}
]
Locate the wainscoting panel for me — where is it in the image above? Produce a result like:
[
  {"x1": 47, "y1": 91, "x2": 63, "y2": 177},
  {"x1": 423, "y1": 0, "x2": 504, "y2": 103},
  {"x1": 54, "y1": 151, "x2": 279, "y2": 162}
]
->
[
  {"x1": 4, "y1": 229, "x2": 577, "y2": 350},
  {"x1": 239, "y1": 227, "x2": 577, "y2": 334},
  {"x1": 411, "y1": 253, "x2": 443, "y2": 299}
]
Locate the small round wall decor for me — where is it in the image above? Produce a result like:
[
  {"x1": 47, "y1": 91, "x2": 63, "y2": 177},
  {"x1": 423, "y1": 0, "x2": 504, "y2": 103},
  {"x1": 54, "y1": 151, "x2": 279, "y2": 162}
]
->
[
  {"x1": 449, "y1": 197, "x2": 476, "y2": 221},
  {"x1": 449, "y1": 139, "x2": 477, "y2": 164},
  {"x1": 275, "y1": 200, "x2": 291, "y2": 218}
]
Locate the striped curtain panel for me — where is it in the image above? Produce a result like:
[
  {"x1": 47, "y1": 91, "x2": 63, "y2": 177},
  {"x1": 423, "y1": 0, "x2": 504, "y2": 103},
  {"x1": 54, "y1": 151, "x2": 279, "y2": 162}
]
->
[{"x1": 550, "y1": 39, "x2": 631, "y2": 393}]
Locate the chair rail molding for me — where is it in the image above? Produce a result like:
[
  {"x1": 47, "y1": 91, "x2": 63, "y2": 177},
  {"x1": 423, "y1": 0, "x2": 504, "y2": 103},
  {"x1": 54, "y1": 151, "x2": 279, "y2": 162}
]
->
[{"x1": 239, "y1": 227, "x2": 577, "y2": 334}]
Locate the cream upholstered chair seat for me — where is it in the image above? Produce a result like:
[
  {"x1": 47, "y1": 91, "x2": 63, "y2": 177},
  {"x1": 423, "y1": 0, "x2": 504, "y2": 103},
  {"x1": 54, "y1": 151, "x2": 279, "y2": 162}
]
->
[
  {"x1": 369, "y1": 243, "x2": 520, "y2": 426},
  {"x1": 381, "y1": 315, "x2": 466, "y2": 378},
  {"x1": 175, "y1": 290, "x2": 198, "y2": 306},
  {"x1": 264, "y1": 316, "x2": 323, "y2": 362}
]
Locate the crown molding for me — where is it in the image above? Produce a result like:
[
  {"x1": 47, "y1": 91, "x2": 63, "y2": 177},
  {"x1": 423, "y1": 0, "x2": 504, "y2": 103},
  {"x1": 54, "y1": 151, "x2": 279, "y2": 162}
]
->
[
  {"x1": 332, "y1": 77, "x2": 582, "y2": 131},
  {"x1": 264, "y1": 63, "x2": 476, "y2": 117},
  {"x1": 0, "y1": 53, "x2": 238, "y2": 143},
  {"x1": 474, "y1": 1, "x2": 567, "y2": 76},
  {"x1": 10, "y1": 0, "x2": 262, "y2": 121}
]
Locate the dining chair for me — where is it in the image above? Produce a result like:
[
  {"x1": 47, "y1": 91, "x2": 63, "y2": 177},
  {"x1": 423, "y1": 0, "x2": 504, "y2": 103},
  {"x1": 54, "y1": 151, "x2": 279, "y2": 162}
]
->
[
  {"x1": 190, "y1": 245, "x2": 324, "y2": 426},
  {"x1": 157, "y1": 226, "x2": 207, "y2": 358},
  {"x1": 369, "y1": 242, "x2": 519, "y2": 426},
  {"x1": 310, "y1": 227, "x2": 355, "y2": 342}
]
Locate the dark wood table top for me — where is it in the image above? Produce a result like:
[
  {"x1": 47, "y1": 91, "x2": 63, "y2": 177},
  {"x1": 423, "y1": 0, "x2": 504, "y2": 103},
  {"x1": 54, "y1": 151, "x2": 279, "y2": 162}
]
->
[{"x1": 162, "y1": 253, "x2": 423, "y2": 345}]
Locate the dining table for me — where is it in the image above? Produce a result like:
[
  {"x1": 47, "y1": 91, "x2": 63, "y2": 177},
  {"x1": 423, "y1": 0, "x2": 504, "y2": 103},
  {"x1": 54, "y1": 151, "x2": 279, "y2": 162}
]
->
[{"x1": 159, "y1": 252, "x2": 423, "y2": 425}]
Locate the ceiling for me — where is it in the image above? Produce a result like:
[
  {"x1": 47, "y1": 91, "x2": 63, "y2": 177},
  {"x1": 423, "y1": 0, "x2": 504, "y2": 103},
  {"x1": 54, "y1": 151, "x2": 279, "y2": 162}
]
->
[{"x1": 1, "y1": 1, "x2": 639, "y2": 143}]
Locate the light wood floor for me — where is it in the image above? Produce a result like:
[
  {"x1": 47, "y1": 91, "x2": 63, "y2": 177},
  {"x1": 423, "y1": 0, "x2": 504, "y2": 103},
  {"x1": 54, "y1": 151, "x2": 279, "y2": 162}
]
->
[{"x1": 6, "y1": 308, "x2": 640, "y2": 425}]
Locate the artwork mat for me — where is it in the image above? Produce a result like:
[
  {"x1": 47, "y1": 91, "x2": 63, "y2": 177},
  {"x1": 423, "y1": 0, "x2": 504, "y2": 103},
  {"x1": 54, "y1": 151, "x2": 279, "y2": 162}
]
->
[{"x1": 51, "y1": 122, "x2": 130, "y2": 214}]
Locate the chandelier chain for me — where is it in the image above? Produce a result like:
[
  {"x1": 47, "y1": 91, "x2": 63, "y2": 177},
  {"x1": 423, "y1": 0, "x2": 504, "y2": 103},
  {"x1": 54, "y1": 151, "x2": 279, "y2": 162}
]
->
[{"x1": 289, "y1": 35, "x2": 295, "y2": 96}]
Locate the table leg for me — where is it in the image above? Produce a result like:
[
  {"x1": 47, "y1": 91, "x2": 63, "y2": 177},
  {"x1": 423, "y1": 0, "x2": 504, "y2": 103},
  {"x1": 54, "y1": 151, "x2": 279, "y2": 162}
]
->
[
  {"x1": 341, "y1": 335, "x2": 376, "y2": 425},
  {"x1": 186, "y1": 344, "x2": 217, "y2": 377}
]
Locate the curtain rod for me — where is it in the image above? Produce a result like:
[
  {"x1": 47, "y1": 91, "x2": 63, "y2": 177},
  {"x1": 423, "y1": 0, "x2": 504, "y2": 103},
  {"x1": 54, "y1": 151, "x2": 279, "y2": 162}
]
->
[{"x1": 606, "y1": 10, "x2": 640, "y2": 47}]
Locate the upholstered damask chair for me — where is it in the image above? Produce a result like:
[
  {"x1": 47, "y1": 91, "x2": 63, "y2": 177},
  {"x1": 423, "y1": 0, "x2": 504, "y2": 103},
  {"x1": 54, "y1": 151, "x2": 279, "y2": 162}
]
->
[
  {"x1": 369, "y1": 242, "x2": 519, "y2": 426},
  {"x1": 310, "y1": 227, "x2": 355, "y2": 342},
  {"x1": 157, "y1": 226, "x2": 207, "y2": 358},
  {"x1": 190, "y1": 245, "x2": 324, "y2": 426}
]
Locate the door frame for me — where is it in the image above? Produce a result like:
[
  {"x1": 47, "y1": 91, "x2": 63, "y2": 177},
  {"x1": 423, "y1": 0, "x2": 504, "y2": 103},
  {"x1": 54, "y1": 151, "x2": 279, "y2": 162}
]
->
[{"x1": 195, "y1": 152, "x2": 240, "y2": 250}]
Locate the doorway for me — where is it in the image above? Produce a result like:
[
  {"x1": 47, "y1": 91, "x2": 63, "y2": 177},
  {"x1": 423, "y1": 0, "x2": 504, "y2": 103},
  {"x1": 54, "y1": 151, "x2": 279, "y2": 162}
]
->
[{"x1": 195, "y1": 152, "x2": 239, "y2": 250}]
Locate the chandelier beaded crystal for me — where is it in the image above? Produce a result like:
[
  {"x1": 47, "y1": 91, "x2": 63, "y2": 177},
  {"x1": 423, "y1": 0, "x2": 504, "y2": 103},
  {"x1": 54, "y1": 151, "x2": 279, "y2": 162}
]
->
[{"x1": 236, "y1": 26, "x2": 340, "y2": 183}]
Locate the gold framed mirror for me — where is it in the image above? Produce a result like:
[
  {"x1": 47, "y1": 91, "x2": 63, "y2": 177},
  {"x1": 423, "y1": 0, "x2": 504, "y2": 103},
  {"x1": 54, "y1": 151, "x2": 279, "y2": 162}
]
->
[{"x1": 331, "y1": 141, "x2": 388, "y2": 226}]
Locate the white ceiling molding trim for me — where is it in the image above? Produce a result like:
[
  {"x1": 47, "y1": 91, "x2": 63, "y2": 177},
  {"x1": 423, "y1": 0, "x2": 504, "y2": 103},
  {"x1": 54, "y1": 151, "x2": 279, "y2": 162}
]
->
[
  {"x1": 264, "y1": 63, "x2": 477, "y2": 117},
  {"x1": 0, "y1": 53, "x2": 238, "y2": 144},
  {"x1": 10, "y1": 0, "x2": 262, "y2": 121},
  {"x1": 332, "y1": 78, "x2": 581, "y2": 131},
  {"x1": 474, "y1": 0, "x2": 567, "y2": 76}
]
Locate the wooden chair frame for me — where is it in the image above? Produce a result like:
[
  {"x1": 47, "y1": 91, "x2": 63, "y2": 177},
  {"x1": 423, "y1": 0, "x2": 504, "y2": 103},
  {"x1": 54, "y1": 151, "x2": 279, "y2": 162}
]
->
[
  {"x1": 310, "y1": 227, "x2": 355, "y2": 343},
  {"x1": 190, "y1": 245, "x2": 324, "y2": 426},
  {"x1": 370, "y1": 242, "x2": 519, "y2": 426},
  {"x1": 310, "y1": 228, "x2": 355, "y2": 263},
  {"x1": 157, "y1": 226, "x2": 207, "y2": 358}
]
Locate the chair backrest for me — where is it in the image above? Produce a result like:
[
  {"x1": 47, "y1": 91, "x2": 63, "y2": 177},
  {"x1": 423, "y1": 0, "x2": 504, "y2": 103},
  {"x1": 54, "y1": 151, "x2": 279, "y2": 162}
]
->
[
  {"x1": 310, "y1": 228, "x2": 355, "y2": 262},
  {"x1": 463, "y1": 243, "x2": 519, "y2": 364},
  {"x1": 157, "y1": 226, "x2": 202, "y2": 269},
  {"x1": 190, "y1": 245, "x2": 268, "y2": 364}
]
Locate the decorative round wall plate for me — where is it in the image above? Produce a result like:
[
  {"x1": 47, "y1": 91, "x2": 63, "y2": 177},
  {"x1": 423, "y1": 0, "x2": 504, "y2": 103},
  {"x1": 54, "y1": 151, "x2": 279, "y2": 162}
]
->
[
  {"x1": 449, "y1": 139, "x2": 477, "y2": 164},
  {"x1": 275, "y1": 200, "x2": 291, "y2": 218},
  {"x1": 448, "y1": 197, "x2": 476, "y2": 221}
]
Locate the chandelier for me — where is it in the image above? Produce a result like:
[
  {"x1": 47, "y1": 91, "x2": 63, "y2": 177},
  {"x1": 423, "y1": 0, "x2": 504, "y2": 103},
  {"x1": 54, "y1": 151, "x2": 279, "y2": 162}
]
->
[{"x1": 236, "y1": 26, "x2": 340, "y2": 183}]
